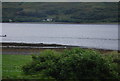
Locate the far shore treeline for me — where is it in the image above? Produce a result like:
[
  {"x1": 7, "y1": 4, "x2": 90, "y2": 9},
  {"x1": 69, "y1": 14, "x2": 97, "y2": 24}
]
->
[{"x1": 2, "y1": 2, "x2": 119, "y2": 23}]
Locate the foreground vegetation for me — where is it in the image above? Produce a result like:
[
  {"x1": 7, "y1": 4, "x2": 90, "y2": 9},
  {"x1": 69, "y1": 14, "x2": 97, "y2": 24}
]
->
[
  {"x1": 2, "y1": 48, "x2": 120, "y2": 81},
  {"x1": 2, "y1": 55, "x2": 32, "y2": 79},
  {"x1": 2, "y1": 2, "x2": 119, "y2": 23}
]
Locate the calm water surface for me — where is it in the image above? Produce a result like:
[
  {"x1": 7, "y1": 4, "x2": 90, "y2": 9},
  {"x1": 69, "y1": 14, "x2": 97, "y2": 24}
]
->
[{"x1": 2, "y1": 23, "x2": 118, "y2": 50}]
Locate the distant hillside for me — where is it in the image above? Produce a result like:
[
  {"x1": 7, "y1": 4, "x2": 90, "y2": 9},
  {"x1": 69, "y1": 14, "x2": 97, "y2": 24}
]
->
[{"x1": 2, "y1": 2, "x2": 119, "y2": 23}]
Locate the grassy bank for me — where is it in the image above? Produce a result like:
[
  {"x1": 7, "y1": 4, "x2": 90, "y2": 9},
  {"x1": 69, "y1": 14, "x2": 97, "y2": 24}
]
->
[
  {"x1": 2, "y1": 54, "x2": 54, "y2": 79},
  {"x1": 2, "y1": 55, "x2": 32, "y2": 79},
  {"x1": 2, "y1": 48, "x2": 120, "y2": 80}
]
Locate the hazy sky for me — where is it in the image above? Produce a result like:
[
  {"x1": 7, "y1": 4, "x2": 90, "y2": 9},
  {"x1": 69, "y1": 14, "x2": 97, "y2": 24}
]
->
[{"x1": 1, "y1": 0, "x2": 119, "y2": 2}]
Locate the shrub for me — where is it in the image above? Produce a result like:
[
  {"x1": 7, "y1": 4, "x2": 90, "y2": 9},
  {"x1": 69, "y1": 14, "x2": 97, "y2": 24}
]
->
[{"x1": 22, "y1": 48, "x2": 119, "y2": 81}]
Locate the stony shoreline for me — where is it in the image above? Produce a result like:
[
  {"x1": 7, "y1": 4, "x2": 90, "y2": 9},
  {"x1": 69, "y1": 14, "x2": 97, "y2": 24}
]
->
[
  {"x1": 1, "y1": 42, "x2": 118, "y2": 55},
  {"x1": 1, "y1": 42, "x2": 78, "y2": 54},
  {"x1": 2, "y1": 42, "x2": 79, "y2": 48}
]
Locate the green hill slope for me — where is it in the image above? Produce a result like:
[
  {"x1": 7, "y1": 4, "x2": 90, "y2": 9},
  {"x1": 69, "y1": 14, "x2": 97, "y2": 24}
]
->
[{"x1": 2, "y1": 2, "x2": 119, "y2": 23}]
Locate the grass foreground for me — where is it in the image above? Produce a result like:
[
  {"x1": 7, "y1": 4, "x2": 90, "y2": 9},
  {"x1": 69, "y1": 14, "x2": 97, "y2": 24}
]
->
[
  {"x1": 2, "y1": 54, "x2": 56, "y2": 80},
  {"x1": 2, "y1": 48, "x2": 120, "y2": 80},
  {"x1": 2, "y1": 55, "x2": 32, "y2": 79}
]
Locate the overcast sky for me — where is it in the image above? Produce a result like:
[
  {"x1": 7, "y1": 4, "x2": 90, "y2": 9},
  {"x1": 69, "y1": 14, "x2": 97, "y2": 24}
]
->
[{"x1": 1, "y1": 0, "x2": 119, "y2": 2}]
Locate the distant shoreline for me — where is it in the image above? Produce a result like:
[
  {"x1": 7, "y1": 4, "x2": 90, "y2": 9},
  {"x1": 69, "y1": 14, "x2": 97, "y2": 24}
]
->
[{"x1": 2, "y1": 22, "x2": 118, "y2": 25}]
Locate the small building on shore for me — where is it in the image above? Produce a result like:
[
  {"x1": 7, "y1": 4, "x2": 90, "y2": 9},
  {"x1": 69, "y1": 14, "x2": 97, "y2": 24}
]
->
[
  {"x1": 9, "y1": 19, "x2": 13, "y2": 22},
  {"x1": 42, "y1": 18, "x2": 53, "y2": 22}
]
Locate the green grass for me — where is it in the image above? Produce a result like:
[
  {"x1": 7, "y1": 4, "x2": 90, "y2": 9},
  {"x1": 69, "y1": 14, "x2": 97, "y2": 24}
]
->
[
  {"x1": 2, "y1": 54, "x2": 33, "y2": 79},
  {"x1": 2, "y1": 50, "x2": 120, "y2": 79}
]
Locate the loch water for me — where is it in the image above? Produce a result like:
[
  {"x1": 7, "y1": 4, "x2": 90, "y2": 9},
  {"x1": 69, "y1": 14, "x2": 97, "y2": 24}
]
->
[{"x1": 2, "y1": 23, "x2": 118, "y2": 50}]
